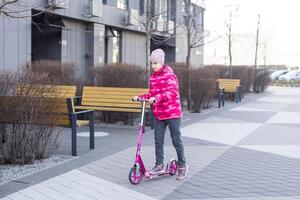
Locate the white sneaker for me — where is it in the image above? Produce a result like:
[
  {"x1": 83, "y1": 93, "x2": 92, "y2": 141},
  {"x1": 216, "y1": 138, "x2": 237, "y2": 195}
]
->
[{"x1": 177, "y1": 164, "x2": 188, "y2": 180}]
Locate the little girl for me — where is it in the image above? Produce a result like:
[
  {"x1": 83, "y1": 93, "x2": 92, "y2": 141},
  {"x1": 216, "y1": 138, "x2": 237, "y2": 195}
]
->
[{"x1": 133, "y1": 48, "x2": 188, "y2": 180}]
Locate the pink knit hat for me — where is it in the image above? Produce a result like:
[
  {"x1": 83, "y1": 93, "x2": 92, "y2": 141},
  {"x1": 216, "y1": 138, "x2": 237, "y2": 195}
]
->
[{"x1": 150, "y1": 49, "x2": 165, "y2": 65}]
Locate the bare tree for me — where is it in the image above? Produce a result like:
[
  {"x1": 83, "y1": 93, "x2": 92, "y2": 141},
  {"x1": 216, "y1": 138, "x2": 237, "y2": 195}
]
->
[
  {"x1": 138, "y1": 0, "x2": 178, "y2": 84},
  {"x1": 144, "y1": 0, "x2": 153, "y2": 85},
  {"x1": 224, "y1": 4, "x2": 239, "y2": 78},
  {"x1": 133, "y1": 1, "x2": 217, "y2": 90},
  {"x1": 130, "y1": 0, "x2": 159, "y2": 84},
  {"x1": 181, "y1": 0, "x2": 207, "y2": 109}
]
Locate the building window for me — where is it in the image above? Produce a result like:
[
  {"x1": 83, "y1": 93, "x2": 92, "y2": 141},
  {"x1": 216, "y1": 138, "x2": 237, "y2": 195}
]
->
[
  {"x1": 105, "y1": 28, "x2": 121, "y2": 64},
  {"x1": 117, "y1": 0, "x2": 128, "y2": 10},
  {"x1": 192, "y1": 6, "x2": 204, "y2": 30},
  {"x1": 102, "y1": 0, "x2": 107, "y2": 4},
  {"x1": 139, "y1": 0, "x2": 144, "y2": 15},
  {"x1": 151, "y1": 0, "x2": 155, "y2": 17},
  {"x1": 170, "y1": 0, "x2": 176, "y2": 21},
  {"x1": 112, "y1": 30, "x2": 121, "y2": 63},
  {"x1": 159, "y1": 0, "x2": 167, "y2": 19}
]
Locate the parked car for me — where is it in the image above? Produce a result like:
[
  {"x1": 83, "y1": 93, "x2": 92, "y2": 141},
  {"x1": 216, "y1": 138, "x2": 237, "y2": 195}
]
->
[
  {"x1": 270, "y1": 70, "x2": 289, "y2": 81},
  {"x1": 278, "y1": 70, "x2": 300, "y2": 82}
]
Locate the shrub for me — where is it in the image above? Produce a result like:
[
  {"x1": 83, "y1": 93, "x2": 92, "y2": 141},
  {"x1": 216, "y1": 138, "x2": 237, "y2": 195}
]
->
[
  {"x1": 207, "y1": 65, "x2": 256, "y2": 94},
  {"x1": 92, "y1": 63, "x2": 147, "y2": 88},
  {"x1": 189, "y1": 66, "x2": 219, "y2": 112},
  {"x1": 255, "y1": 69, "x2": 271, "y2": 92},
  {"x1": 90, "y1": 63, "x2": 147, "y2": 124},
  {"x1": 25, "y1": 60, "x2": 78, "y2": 85},
  {"x1": 169, "y1": 63, "x2": 189, "y2": 105},
  {"x1": 171, "y1": 63, "x2": 218, "y2": 112},
  {"x1": 0, "y1": 69, "x2": 62, "y2": 165},
  {"x1": 231, "y1": 66, "x2": 255, "y2": 94}
]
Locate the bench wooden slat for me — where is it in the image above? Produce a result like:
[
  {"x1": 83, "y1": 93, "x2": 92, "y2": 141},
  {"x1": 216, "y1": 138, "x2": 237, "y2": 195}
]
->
[
  {"x1": 82, "y1": 98, "x2": 137, "y2": 103},
  {"x1": 57, "y1": 118, "x2": 90, "y2": 127},
  {"x1": 17, "y1": 85, "x2": 76, "y2": 98},
  {"x1": 81, "y1": 102, "x2": 150, "y2": 109},
  {"x1": 83, "y1": 91, "x2": 147, "y2": 96},
  {"x1": 80, "y1": 94, "x2": 135, "y2": 99},
  {"x1": 75, "y1": 105, "x2": 143, "y2": 113},
  {"x1": 0, "y1": 112, "x2": 69, "y2": 126},
  {"x1": 83, "y1": 86, "x2": 148, "y2": 92}
]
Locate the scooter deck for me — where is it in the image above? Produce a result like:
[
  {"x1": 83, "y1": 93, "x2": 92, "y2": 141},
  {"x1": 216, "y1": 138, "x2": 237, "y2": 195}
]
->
[{"x1": 146, "y1": 171, "x2": 172, "y2": 178}]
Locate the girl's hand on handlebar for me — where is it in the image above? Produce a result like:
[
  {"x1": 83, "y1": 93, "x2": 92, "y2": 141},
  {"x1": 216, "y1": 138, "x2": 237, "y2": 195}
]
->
[
  {"x1": 149, "y1": 97, "x2": 157, "y2": 104},
  {"x1": 132, "y1": 96, "x2": 139, "y2": 101}
]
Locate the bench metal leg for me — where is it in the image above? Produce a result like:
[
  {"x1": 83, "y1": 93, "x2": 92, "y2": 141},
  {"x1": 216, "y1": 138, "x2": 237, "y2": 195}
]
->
[
  {"x1": 218, "y1": 89, "x2": 223, "y2": 108},
  {"x1": 238, "y1": 86, "x2": 242, "y2": 102},
  {"x1": 218, "y1": 89, "x2": 225, "y2": 107},
  {"x1": 221, "y1": 93, "x2": 225, "y2": 106},
  {"x1": 89, "y1": 111, "x2": 95, "y2": 149},
  {"x1": 235, "y1": 87, "x2": 239, "y2": 103},
  {"x1": 235, "y1": 86, "x2": 242, "y2": 103},
  {"x1": 71, "y1": 114, "x2": 77, "y2": 156},
  {"x1": 218, "y1": 90, "x2": 221, "y2": 108}
]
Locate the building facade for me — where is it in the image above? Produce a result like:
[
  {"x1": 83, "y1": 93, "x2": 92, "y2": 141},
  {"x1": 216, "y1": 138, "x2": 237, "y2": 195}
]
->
[{"x1": 0, "y1": 0, "x2": 205, "y2": 77}]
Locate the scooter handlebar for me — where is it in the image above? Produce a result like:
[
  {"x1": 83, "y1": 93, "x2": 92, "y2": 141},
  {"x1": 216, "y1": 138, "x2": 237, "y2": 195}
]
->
[
  {"x1": 132, "y1": 97, "x2": 148, "y2": 102},
  {"x1": 132, "y1": 97, "x2": 157, "y2": 104}
]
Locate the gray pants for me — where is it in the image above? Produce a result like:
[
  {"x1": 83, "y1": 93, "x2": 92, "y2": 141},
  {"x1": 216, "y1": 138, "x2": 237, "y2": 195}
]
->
[{"x1": 154, "y1": 118, "x2": 186, "y2": 166}]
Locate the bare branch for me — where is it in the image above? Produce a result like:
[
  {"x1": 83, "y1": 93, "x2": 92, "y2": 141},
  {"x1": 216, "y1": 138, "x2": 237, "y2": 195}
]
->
[
  {"x1": 0, "y1": 0, "x2": 66, "y2": 18},
  {"x1": 0, "y1": 0, "x2": 18, "y2": 10}
]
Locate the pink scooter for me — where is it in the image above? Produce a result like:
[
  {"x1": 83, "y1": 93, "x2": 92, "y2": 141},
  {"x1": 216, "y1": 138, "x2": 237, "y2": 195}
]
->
[{"x1": 128, "y1": 98, "x2": 178, "y2": 185}]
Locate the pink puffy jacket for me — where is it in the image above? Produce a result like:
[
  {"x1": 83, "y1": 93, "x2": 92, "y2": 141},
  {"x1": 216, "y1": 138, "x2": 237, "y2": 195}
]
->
[{"x1": 139, "y1": 65, "x2": 182, "y2": 120}]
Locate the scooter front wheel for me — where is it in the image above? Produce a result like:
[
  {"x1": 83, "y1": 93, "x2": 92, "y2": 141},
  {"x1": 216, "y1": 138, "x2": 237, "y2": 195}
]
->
[{"x1": 129, "y1": 167, "x2": 143, "y2": 185}]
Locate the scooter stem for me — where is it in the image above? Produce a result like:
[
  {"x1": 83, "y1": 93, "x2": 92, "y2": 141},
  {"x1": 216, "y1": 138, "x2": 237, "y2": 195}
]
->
[
  {"x1": 135, "y1": 100, "x2": 147, "y2": 171},
  {"x1": 140, "y1": 101, "x2": 146, "y2": 125}
]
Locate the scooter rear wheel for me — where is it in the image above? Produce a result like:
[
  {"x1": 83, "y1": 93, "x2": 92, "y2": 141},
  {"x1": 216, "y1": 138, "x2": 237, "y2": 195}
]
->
[
  {"x1": 169, "y1": 160, "x2": 178, "y2": 175},
  {"x1": 129, "y1": 167, "x2": 143, "y2": 185}
]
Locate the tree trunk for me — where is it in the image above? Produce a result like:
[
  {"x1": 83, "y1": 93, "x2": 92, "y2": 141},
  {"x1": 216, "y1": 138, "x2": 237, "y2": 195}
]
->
[
  {"x1": 253, "y1": 14, "x2": 260, "y2": 93},
  {"x1": 186, "y1": 10, "x2": 192, "y2": 110},
  {"x1": 145, "y1": 31, "x2": 151, "y2": 85},
  {"x1": 186, "y1": 44, "x2": 192, "y2": 110},
  {"x1": 229, "y1": 34, "x2": 232, "y2": 78},
  {"x1": 227, "y1": 7, "x2": 233, "y2": 78},
  {"x1": 145, "y1": 0, "x2": 152, "y2": 86}
]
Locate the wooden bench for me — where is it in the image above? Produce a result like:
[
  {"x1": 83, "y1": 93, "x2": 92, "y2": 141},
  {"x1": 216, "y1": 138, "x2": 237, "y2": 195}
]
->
[
  {"x1": 75, "y1": 86, "x2": 152, "y2": 127},
  {"x1": 75, "y1": 86, "x2": 150, "y2": 112},
  {"x1": 216, "y1": 79, "x2": 242, "y2": 107},
  {"x1": 0, "y1": 85, "x2": 95, "y2": 156}
]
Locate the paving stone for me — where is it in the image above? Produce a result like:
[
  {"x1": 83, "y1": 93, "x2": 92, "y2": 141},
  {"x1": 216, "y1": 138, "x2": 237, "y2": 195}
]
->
[{"x1": 2, "y1": 87, "x2": 300, "y2": 200}]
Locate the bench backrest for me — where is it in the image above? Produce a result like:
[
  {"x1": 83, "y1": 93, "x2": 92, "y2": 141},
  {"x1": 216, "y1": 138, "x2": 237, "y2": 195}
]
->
[
  {"x1": 1, "y1": 85, "x2": 77, "y2": 127},
  {"x1": 17, "y1": 85, "x2": 76, "y2": 98},
  {"x1": 81, "y1": 86, "x2": 150, "y2": 112},
  {"x1": 217, "y1": 79, "x2": 240, "y2": 92}
]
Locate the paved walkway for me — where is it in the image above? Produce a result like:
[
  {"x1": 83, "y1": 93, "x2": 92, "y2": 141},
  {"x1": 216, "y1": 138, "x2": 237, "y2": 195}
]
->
[{"x1": 1, "y1": 86, "x2": 300, "y2": 200}]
